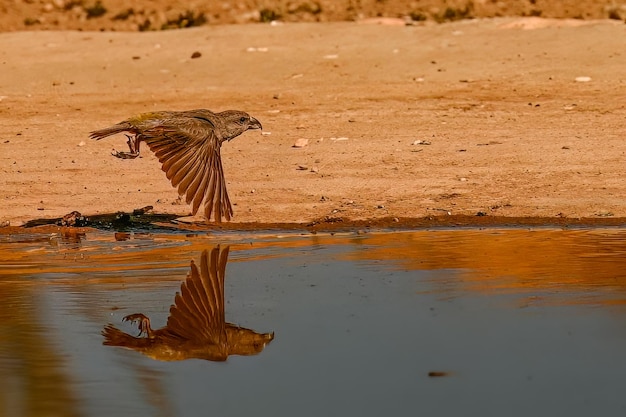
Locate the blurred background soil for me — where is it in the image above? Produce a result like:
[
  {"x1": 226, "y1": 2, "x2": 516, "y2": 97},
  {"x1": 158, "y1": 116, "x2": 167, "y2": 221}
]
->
[{"x1": 1, "y1": 0, "x2": 626, "y2": 31}]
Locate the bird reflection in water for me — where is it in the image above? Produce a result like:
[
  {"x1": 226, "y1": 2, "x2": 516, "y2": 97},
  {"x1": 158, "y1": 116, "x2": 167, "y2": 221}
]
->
[{"x1": 102, "y1": 245, "x2": 274, "y2": 361}]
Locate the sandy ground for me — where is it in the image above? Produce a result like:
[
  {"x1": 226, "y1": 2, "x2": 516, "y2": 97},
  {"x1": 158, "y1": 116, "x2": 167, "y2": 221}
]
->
[{"x1": 1, "y1": 17, "x2": 625, "y2": 228}]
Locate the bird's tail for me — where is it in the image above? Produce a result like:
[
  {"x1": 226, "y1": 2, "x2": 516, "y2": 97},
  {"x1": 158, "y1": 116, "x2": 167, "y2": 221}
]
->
[
  {"x1": 102, "y1": 324, "x2": 144, "y2": 347},
  {"x1": 89, "y1": 122, "x2": 132, "y2": 140}
]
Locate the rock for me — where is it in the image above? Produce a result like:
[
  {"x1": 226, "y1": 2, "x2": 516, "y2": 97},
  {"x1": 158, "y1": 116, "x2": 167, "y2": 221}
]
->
[
  {"x1": 132, "y1": 205, "x2": 153, "y2": 215},
  {"x1": 575, "y1": 76, "x2": 591, "y2": 82},
  {"x1": 293, "y1": 138, "x2": 308, "y2": 148},
  {"x1": 191, "y1": 51, "x2": 202, "y2": 59},
  {"x1": 59, "y1": 210, "x2": 88, "y2": 227}
]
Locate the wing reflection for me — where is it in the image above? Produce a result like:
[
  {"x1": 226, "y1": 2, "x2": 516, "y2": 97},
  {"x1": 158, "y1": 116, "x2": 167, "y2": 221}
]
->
[{"x1": 102, "y1": 245, "x2": 274, "y2": 361}]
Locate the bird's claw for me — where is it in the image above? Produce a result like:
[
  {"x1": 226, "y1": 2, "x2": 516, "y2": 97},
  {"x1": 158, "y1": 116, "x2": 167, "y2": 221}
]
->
[
  {"x1": 111, "y1": 149, "x2": 140, "y2": 159},
  {"x1": 123, "y1": 313, "x2": 153, "y2": 337},
  {"x1": 110, "y1": 134, "x2": 141, "y2": 159}
]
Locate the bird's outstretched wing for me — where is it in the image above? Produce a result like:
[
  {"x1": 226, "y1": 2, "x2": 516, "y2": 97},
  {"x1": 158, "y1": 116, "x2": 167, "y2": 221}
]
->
[
  {"x1": 140, "y1": 117, "x2": 233, "y2": 222},
  {"x1": 165, "y1": 245, "x2": 230, "y2": 343}
]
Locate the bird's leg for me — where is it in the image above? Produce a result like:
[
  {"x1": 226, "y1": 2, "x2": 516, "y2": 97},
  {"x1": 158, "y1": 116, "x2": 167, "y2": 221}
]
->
[
  {"x1": 111, "y1": 134, "x2": 141, "y2": 159},
  {"x1": 123, "y1": 313, "x2": 155, "y2": 338}
]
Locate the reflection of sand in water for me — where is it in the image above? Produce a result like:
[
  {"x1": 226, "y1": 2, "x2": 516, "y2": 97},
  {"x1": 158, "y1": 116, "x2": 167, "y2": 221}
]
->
[
  {"x1": 2, "y1": 228, "x2": 626, "y2": 306},
  {"x1": 340, "y1": 229, "x2": 626, "y2": 305},
  {"x1": 0, "y1": 282, "x2": 82, "y2": 416}
]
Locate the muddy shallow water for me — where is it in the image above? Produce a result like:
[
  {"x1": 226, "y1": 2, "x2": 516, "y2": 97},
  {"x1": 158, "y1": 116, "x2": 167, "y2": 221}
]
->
[{"x1": 2, "y1": 227, "x2": 626, "y2": 416}]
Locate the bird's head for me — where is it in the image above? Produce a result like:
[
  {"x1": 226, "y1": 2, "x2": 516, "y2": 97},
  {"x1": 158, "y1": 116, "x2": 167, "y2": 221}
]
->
[{"x1": 219, "y1": 110, "x2": 263, "y2": 141}]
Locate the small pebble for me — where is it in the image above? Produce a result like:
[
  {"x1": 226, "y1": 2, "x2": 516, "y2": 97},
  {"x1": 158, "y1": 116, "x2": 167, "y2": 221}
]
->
[
  {"x1": 575, "y1": 76, "x2": 591, "y2": 82},
  {"x1": 293, "y1": 138, "x2": 309, "y2": 148},
  {"x1": 191, "y1": 51, "x2": 202, "y2": 59}
]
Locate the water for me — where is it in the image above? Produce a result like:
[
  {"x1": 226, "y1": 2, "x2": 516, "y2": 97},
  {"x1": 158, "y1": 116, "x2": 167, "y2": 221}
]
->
[{"x1": 1, "y1": 227, "x2": 626, "y2": 416}]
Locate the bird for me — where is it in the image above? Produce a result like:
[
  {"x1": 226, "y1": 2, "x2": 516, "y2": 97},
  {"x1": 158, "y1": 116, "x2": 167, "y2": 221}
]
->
[
  {"x1": 102, "y1": 245, "x2": 274, "y2": 362},
  {"x1": 89, "y1": 109, "x2": 262, "y2": 223}
]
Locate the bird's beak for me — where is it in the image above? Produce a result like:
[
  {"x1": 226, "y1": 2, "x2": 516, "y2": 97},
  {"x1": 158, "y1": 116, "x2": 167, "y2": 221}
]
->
[{"x1": 248, "y1": 116, "x2": 262, "y2": 131}]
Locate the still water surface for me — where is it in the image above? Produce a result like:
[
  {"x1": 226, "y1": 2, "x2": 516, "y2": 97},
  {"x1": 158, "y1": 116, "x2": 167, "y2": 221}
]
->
[{"x1": 1, "y1": 228, "x2": 626, "y2": 416}]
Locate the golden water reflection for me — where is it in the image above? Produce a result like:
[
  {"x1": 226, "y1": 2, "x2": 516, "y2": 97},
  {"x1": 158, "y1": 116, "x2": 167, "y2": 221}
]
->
[
  {"x1": 338, "y1": 229, "x2": 626, "y2": 305},
  {"x1": 2, "y1": 228, "x2": 626, "y2": 305}
]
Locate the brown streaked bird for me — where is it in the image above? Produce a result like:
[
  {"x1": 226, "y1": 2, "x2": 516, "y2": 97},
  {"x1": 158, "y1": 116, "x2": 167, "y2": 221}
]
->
[
  {"x1": 89, "y1": 109, "x2": 262, "y2": 223},
  {"x1": 102, "y1": 245, "x2": 274, "y2": 362}
]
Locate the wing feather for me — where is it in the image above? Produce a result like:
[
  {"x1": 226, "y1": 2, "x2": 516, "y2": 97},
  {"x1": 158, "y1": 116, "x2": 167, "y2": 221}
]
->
[
  {"x1": 184, "y1": 157, "x2": 208, "y2": 207},
  {"x1": 165, "y1": 246, "x2": 228, "y2": 343},
  {"x1": 139, "y1": 117, "x2": 233, "y2": 222}
]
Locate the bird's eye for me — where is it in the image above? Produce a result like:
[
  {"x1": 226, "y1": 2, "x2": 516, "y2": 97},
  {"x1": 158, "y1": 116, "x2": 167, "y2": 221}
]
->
[{"x1": 239, "y1": 117, "x2": 246, "y2": 123}]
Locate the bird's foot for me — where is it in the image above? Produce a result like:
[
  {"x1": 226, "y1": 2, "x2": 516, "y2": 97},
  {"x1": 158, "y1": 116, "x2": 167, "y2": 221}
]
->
[
  {"x1": 123, "y1": 313, "x2": 154, "y2": 337},
  {"x1": 111, "y1": 149, "x2": 140, "y2": 159},
  {"x1": 110, "y1": 134, "x2": 141, "y2": 158}
]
